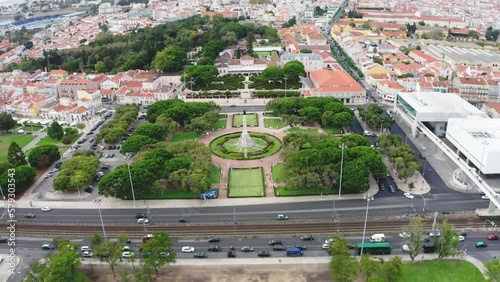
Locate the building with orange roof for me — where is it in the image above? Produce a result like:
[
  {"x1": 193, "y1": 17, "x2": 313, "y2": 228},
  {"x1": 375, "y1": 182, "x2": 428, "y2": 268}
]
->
[
  {"x1": 453, "y1": 76, "x2": 492, "y2": 105},
  {"x1": 482, "y1": 102, "x2": 500, "y2": 118},
  {"x1": 376, "y1": 80, "x2": 406, "y2": 102},
  {"x1": 50, "y1": 69, "x2": 69, "y2": 78},
  {"x1": 308, "y1": 69, "x2": 366, "y2": 105},
  {"x1": 57, "y1": 79, "x2": 97, "y2": 99}
]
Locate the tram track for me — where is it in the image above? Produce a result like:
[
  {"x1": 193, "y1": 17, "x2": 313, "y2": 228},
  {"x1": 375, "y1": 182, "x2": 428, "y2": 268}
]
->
[{"x1": 2, "y1": 217, "x2": 486, "y2": 238}]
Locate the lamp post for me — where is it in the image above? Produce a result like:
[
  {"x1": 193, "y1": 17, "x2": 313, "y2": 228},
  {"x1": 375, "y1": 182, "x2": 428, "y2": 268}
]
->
[
  {"x1": 419, "y1": 194, "x2": 428, "y2": 215},
  {"x1": 125, "y1": 154, "x2": 136, "y2": 208},
  {"x1": 94, "y1": 198, "x2": 107, "y2": 241},
  {"x1": 360, "y1": 193, "x2": 374, "y2": 257},
  {"x1": 480, "y1": 141, "x2": 489, "y2": 174},
  {"x1": 338, "y1": 143, "x2": 347, "y2": 198}
]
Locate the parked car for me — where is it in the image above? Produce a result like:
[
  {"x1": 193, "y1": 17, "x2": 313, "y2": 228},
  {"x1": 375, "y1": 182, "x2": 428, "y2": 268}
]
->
[
  {"x1": 389, "y1": 185, "x2": 397, "y2": 194},
  {"x1": 194, "y1": 252, "x2": 208, "y2": 258},
  {"x1": 257, "y1": 251, "x2": 271, "y2": 257},
  {"x1": 82, "y1": 251, "x2": 93, "y2": 257},
  {"x1": 122, "y1": 251, "x2": 134, "y2": 258},
  {"x1": 208, "y1": 236, "x2": 220, "y2": 243},
  {"x1": 300, "y1": 235, "x2": 314, "y2": 241},
  {"x1": 487, "y1": 234, "x2": 499, "y2": 240}
]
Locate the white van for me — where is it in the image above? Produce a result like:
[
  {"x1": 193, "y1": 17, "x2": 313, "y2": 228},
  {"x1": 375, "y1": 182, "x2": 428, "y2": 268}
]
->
[{"x1": 370, "y1": 234, "x2": 385, "y2": 242}]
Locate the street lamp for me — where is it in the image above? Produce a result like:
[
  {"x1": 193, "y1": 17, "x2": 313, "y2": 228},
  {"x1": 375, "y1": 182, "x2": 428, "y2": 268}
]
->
[
  {"x1": 338, "y1": 143, "x2": 347, "y2": 198},
  {"x1": 419, "y1": 194, "x2": 428, "y2": 215},
  {"x1": 125, "y1": 154, "x2": 136, "y2": 208},
  {"x1": 93, "y1": 198, "x2": 107, "y2": 241},
  {"x1": 360, "y1": 193, "x2": 374, "y2": 257}
]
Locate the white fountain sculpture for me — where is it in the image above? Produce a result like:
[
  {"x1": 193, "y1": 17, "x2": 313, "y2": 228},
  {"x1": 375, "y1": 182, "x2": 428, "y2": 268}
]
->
[{"x1": 236, "y1": 110, "x2": 255, "y2": 159}]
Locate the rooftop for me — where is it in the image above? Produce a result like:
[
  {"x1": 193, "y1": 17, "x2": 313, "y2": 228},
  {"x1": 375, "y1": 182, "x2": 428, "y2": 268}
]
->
[{"x1": 397, "y1": 92, "x2": 487, "y2": 117}]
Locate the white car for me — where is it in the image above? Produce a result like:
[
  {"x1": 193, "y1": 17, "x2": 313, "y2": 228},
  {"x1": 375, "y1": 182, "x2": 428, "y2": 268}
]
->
[
  {"x1": 325, "y1": 238, "x2": 334, "y2": 244},
  {"x1": 456, "y1": 236, "x2": 465, "y2": 242},
  {"x1": 399, "y1": 232, "x2": 411, "y2": 238},
  {"x1": 122, "y1": 251, "x2": 134, "y2": 258},
  {"x1": 404, "y1": 193, "x2": 414, "y2": 199},
  {"x1": 363, "y1": 130, "x2": 373, "y2": 136},
  {"x1": 429, "y1": 231, "x2": 441, "y2": 237},
  {"x1": 82, "y1": 251, "x2": 93, "y2": 257},
  {"x1": 137, "y1": 218, "x2": 150, "y2": 224},
  {"x1": 322, "y1": 243, "x2": 330, "y2": 250},
  {"x1": 41, "y1": 207, "x2": 51, "y2": 212},
  {"x1": 482, "y1": 195, "x2": 489, "y2": 200},
  {"x1": 181, "y1": 246, "x2": 195, "y2": 253}
]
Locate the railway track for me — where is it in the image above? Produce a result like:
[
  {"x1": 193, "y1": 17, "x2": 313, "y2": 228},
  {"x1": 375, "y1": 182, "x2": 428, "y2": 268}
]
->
[{"x1": 2, "y1": 217, "x2": 486, "y2": 238}]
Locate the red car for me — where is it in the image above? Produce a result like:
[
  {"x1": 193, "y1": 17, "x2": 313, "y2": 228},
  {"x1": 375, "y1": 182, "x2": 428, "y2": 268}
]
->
[
  {"x1": 487, "y1": 234, "x2": 499, "y2": 240},
  {"x1": 24, "y1": 213, "x2": 36, "y2": 218}
]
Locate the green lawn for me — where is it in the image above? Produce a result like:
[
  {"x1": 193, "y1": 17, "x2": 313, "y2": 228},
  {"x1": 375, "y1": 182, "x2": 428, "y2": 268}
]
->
[
  {"x1": 136, "y1": 189, "x2": 200, "y2": 199},
  {"x1": 37, "y1": 134, "x2": 81, "y2": 146},
  {"x1": 16, "y1": 125, "x2": 44, "y2": 132},
  {"x1": 287, "y1": 127, "x2": 320, "y2": 134},
  {"x1": 264, "y1": 118, "x2": 287, "y2": 129},
  {"x1": 0, "y1": 133, "x2": 36, "y2": 161},
  {"x1": 274, "y1": 186, "x2": 336, "y2": 197},
  {"x1": 232, "y1": 114, "x2": 258, "y2": 127},
  {"x1": 271, "y1": 163, "x2": 287, "y2": 182},
  {"x1": 323, "y1": 126, "x2": 343, "y2": 134},
  {"x1": 210, "y1": 165, "x2": 221, "y2": 184},
  {"x1": 170, "y1": 132, "x2": 202, "y2": 142},
  {"x1": 228, "y1": 167, "x2": 265, "y2": 197},
  {"x1": 211, "y1": 119, "x2": 227, "y2": 131},
  {"x1": 396, "y1": 260, "x2": 484, "y2": 282}
]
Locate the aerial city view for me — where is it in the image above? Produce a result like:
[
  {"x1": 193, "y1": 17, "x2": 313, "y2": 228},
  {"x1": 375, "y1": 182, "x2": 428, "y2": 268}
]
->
[{"x1": 0, "y1": 0, "x2": 499, "y2": 281}]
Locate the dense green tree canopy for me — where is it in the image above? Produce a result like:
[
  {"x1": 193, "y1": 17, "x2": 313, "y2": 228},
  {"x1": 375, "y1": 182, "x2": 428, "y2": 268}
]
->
[
  {"x1": 27, "y1": 144, "x2": 61, "y2": 168},
  {"x1": 134, "y1": 123, "x2": 167, "y2": 141},
  {"x1": 146, "y1": 100, "x2": 219, "y2": 125},
  {"x1": 0, "y1": 112, "x2": 16, "y2": 132},
  {"x1": 0, "y1": 165, "x2": 36, "y2": 194},
  {"x1": 47, "y1": 121, "x2": 64, "y2": 139},
  {"x1": 97, "y1": 104, "x2": 139, "y2": 143},
  {"x1": 53, "y1": 156, "x2": 100, "y2": 192},
  {"x1": 7, "y1": 141, "x2": 27, "y2": 166},
  {"x1": 283, "y1": 60, "x2": 306, "y2": 80}
]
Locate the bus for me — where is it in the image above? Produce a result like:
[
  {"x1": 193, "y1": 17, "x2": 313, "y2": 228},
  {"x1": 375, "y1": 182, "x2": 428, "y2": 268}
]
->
[
  {"x1": 142, "y1": 234, "x2": 153, "y2": 243},
  {"x1": 356, "y1": 242, "x2": 392, "y2": 255}
]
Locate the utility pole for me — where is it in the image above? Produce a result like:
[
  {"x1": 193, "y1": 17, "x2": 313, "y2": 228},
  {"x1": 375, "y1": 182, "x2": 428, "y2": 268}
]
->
[
  {"x1": 360, "y1": 193, "x2": 374, "y2": 257},
  {"x1": 338, "y1": 143, "x2": 347, "y2": 198}
]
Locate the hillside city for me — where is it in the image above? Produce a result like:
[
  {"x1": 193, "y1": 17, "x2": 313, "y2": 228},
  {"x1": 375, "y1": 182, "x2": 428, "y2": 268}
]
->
[{"x1": 1, "y1": 0, "x2": 500, "y2": 281}]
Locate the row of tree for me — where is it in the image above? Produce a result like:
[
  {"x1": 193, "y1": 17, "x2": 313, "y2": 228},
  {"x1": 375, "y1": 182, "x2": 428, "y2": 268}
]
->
[
  {"x1": 255, "y1": 60, "x2": 306, "y2": 84},
  {"x1": 146, "y1": 99, "x2": 220, "y2": 126},
  {"x1": 97, "y1": 104, "x2": 140, "y2": 144},
  {"x1": 377, "y1": 134, "x2": 422, "y2": 183},
  {"x1": 53, "y1": 155, "x2": 100, "y2": 192},
  {"x1": 267, "y1": 97, "x2": 355, "y2": 128},
  {"x1": 99, "y1": 140, "x2": 213, "y2": 198},
  {"x1": 357, "y1": 104, "x2": 394, "y2": 132},
  {"x1": 46, "y1": 121, "x2": 80, "y2": 144},
  {"x1": 281, "y1": 133, "x2": 386, "y2": 193},
  {"x1": 0, "y1": 142, "x2": 36, "y2": 195}
]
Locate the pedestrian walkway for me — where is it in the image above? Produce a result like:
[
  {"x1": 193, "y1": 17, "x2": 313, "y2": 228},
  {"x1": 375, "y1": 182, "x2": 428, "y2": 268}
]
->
[{"x1": 22, "y1": 132, "x2": 46, "y2": 152}]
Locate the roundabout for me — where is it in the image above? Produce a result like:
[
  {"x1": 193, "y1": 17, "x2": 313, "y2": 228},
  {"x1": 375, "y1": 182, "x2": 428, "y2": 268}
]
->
[{"x1": 209, "y1": 132, "x2": 282, "y2": 160}]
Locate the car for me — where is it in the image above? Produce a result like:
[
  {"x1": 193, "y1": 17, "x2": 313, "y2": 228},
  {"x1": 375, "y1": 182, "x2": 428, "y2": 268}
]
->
[
  {"x1": 122, "y1": 251, "x2": 134, "y2": 258},
  {"x1": 181, "y1": 246, "x2": 195, "y2": 253},
  {"x1": 42, "y1": 243, "x2": 54, "y2": 250},
  {"x1": 41, "y1": 207, "x2": 51, "y2": 212},
  {"x1": 295, "y1": 244, "x2": 307, "y2": 250},
  {"x1": 86, "y1": 132, "x2": 93, "y2": 135},
  {"x1": 488, "y1": 234, "x2": 499, "y2": 240},
  {"x1": 482, "y1": 195, "x2": 490, "y2": 200},
  {"x1": 429, "y1": 231, "x2": 441, "y2": 237},
  {"x1": 194, "y1": 252, "x2": 208, "y2": 258},
  {"x1": 276, "y1": 214, "x2": 288, "y2": 220},
  {"x1": 325, "y1": 238, "x2": 334, "y2": 244},
  {"x1": 208, "y1": 236, "x2": 220, "y2": 243},
  {"x1": 322, "y1": 243, "x2": 330, "y2": 250},
  {"x1": 136, "y1": 213, "x2": 148, "y2": 219},
  {"x1": 299, "y1": 234, "x2": 314, "y2": 241},
  {"x1": 399, "y1": 232, "x2": 411, "y2": 238},
  {"x1": 455, "y1": 231, "x2": 467, "y2": 237},
  {"x1": 241, "y1": 246, "x2": 254, "y2": 252},
  {"x1": 363, "y1": 130, "x2": 375, "y2": 137},
  {"x1": 208, "y1": 245, "x2": 222, "y2": 252},
  {"x1": 104, "y1": 154, "x2": 110, "y2": 158},
  {"x1": 404, "y1": 193, "x2": 414, "y2": 199},
  {"x1": 269, "y1": 239, "x2": 283, "y2": 246},
  {"x1": 84, "y1": 186, "x2": 93, "y2": 193},
  {"x1": 82, "y1": 251, "x2": 93, "y2": 257},
  {"x1": 0, "y1": 239, "x2": 7, "y2": 243},
  {"x1": 179, "y1": 217, "x2": 189, "y2": 223},
  {"x1": 122, "y1": 246, "x2": 131, "y2": 252},
  {"x1": 272, "y1": 244, "x2": 285, "y2": 251},
  {"x1": 476, "y1": 241, "x2": 488, "y2": 248},
  {"x1": 137, "y1": 218, "x2": 150, "y2": 224},
  {"x1": 257, "y1": 251, "x2": 271, "y2": 257},
  {"x1": 24, "y1": 213, "x2": 36, "y2": 218},
  {"x1": 389, "y1": 185, "x2": 397, "y2": 194},
  {"x1": 101, "y1": 165, "x2": 110, "y2": 170},
  {"x1": 116, "y1": 146, "x2": 121, "y2": 150},
  {"x1": 110, "y1": 153, "x2": 115, "y2": 158},
  {"x1": 227, "y1": 251, "x2": 237, "y2": 258},
  {"x1": 402, "y1": 244, "x2": 410, "y2": 252},
  {"x1": 457, "y1": 236, "x2": 465, "y2": 242},
  {"x1": 379, "y1": 183, "x2": 385, "y2": 191},
  {"x1": 50, "y1": 168, "x2": 58, "y2": 173}
]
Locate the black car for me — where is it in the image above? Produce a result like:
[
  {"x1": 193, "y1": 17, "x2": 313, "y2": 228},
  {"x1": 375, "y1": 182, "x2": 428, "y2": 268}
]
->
[
  {"x1": 208, "y1": 245, "x2": 222, "y2": 252},
  {"x1": 257, "y1": 251, "x2": 271, "y2": 257},
  {"x1": 272, "y1": 244, "x2": 285, "y2": 251},
  {"x1": 0, "y1": 238, "x2": 7, "y2": 243},
  {"x1": 208, "y1": 236, "x2": 220, "y2": 243},
  {"x1": 179, "y1": 218, "x2": 189, "y2": 223},
  {"x1": 194, "y1": 252, "x2": 208, "y2": 258},
  {"x1": 268, "y1": 239, "x2": 282, "y2": 246},
  {"x1": 241, "y1": 246, "x2": 254, "y2": 252},
  {"x1": 295, "y1": 244, "x2": 307, "y2": 250},
  {"x1": 136, "y1": 213, "x2": 148, "y2": 219},
  {"x1": 55, "y1": 162, "x2": 62, "y2": 169},
  {"x1": 101, "y1": 165, "x2": 110, "y2": 170},
  {"x1": 227, "y1": 251, "x2": 237, "y2": 258},
  {"x1": 84, "y1": 186, "x2": 93, "y2": 193},
  {"x1": 300, "y1": 235, "x2": 314, "y2": 241}
]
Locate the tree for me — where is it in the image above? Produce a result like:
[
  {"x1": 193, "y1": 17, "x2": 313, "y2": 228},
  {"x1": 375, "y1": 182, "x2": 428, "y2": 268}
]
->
[
  {"x1": 27, "y1": 144, "x2": 61, "y2": 168},
  {"x1": 485, "y1": 258, "x2": 500, "y2": 282},
  {"x1": 186, "y1": 65, "x2": 219, "y2": 87},
  {"x1": 299, "y1": 107, "x2": 321, "y2": 123},
  {"x1": 383, "y1": 256, "x2": 404, "y2": 282},
  {"x1": 134, "y1": 123, "x2": 167, "y2": 141},
  {"x1": 0, "y1": 165, "x2": 36, "y2": 194},
  {"x1": 281, "y1": 114, "x2": 300, "y2": 127},
  {"x1": 156, "y1": 115, "x2": 180, "y2": 133},
  {"x1": 141, "y1": 232, "x2": 176, "y2": 276},
  {"x1": 283, "y1": 60, "x2": 306, "y2": 80},
  {"x1": 260, "y1": 66, "x2": 285, "y2": 83},
  {"x1": 246, "y1": 32, "x2": 255, "y2": 56},
  {"x1": 187, "y1": 116, "x2": 211, "y2": 133},
  {"x1": 332, "y1": 112, "x2": 354, "y2": 128},
  {"x1": 93, "y1": 239, "x2": 125, "y2": 279},
  {"x1": 150, "y1": 46, "x2": 186, "y2": 72},
  {"x1": 182, "y1": 169, "x2": 210, "y2": 194},
  {"x1": 0, "y1": 112, "x2": 16, "y2": 132},
  {"x1": 53, "y1": 156, "x2": 99, "y2": 192},
  {"x1": 402, "y1": 217, "x2": 424, "y2": 262},
  {"x1": 47, "y1": 121, "x2": 64, "y2": 139},
  {"x1": 329, "y1": 236, "x2": 360, "y2": 282},
  {"x1": 121, "y1": 135, "x2": 159, "y2": 154},
  {"x1": 7, "y1": 141, "x2": 27, "y2": 166},
  {"x1": 434, "y1": 219, "x2": 460, "y2": 260},
  {"x1": 361, "y1": 255, "x2": 381, "y2": 280}
]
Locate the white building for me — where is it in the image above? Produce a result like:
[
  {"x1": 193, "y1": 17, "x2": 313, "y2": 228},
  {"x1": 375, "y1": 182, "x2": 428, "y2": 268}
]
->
[
  {"x1": 446, "y1": 117, "x2": 500, "y2": 174},
  {"x1": 280, "y1": 52, "x2": 323, "y2": 72}
]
